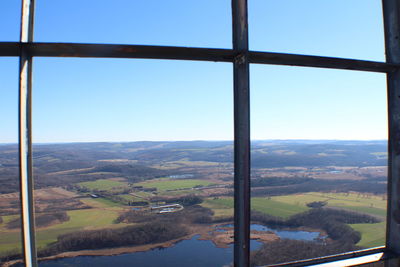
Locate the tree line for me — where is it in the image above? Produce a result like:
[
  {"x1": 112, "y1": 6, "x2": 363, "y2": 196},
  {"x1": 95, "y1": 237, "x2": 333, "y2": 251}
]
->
[{"x1": 38, "y1": 222, "x2": 188, "y2": 257}]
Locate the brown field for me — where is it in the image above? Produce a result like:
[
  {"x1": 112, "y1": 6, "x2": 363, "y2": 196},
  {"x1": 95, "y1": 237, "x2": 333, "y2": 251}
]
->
[
  {"x1": 312, "y1": 172, "x2": 364, "y2": 180},
  {"x1": 97, "y1": 159, "x2": 138, "y2": 163},
  {"x1": 0, "y1": 187, "x2": 86, "y2": 216},
  {"x1": 0, "y1": 192, "x2": 20, "y2": 216},
  {"x1": 34, "y1": 187, "x2": 78, "y2": 200},
  {"x1": 254, "y1": 166, "x2": 387, "y2": 181},
  {"x1": 47, "y1": 167, "x2": 95, "y2": 175}
]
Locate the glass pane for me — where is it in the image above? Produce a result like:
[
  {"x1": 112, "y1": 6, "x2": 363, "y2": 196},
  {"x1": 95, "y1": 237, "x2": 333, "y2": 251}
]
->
[
  {"x1": 250, "y1": 65, "x2": 387, "y2": 266},
  {"x1": 249, "y1": 0, "x2": 385, "y2": 61},
  {"x1": 35, "y1": 0, "x2": 231, "y2": 48},
  {"x1": 0, "y1": 1, "x2": 21, "y2": 41},
  {"x1": 32, "y1": 58, "x2": 234, "y2": 266},
  {"x1": 0, "y1": 59, "x2": 23, "y2": 264}
]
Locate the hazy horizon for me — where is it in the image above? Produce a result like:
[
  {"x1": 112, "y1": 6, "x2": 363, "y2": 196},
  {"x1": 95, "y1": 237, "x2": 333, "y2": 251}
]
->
[{"x1": 0, "y1": 138, "x2": 389, "y2": 146}]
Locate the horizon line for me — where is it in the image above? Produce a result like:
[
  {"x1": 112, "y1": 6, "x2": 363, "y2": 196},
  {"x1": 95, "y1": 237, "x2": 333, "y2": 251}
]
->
[{"x1": 0, "y1": 138, "x2": 389, "y2": 145}]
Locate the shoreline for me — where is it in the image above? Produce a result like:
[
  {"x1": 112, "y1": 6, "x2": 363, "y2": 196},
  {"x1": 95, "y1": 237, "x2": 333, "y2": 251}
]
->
[
  {"x1": 1, "y1": 234, "x2": 195, "y2": 267},
  {"x1": 1, "y1": 224, "x2": 323, "y2": 267}
]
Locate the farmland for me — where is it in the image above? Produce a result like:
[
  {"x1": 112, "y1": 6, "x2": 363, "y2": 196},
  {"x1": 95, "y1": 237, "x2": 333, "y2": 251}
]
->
[
  {"x1": 78, "y1": 179, "x2": 129, "y2": 191},
  {"x1": 202, "y1": 192, "x2": 386, "y2": 248},
  {"x1": 134, "y1": 179, "x2": 216, "y2": 191},
  {"x1": 350, "y1": 222, "x2": 385, "y2": 247},
  {"x1": 203, "y1": 197, "x2": 309, "y2": 219},
  {"x1": 0, "y1": 140, "x2": 389, "y2": 265},
  {"x1": 0, "y1": 197, "x2": 126, "y2": 256},
  {"x1": 273, "y1": 192, "x2": 386, "y2": 219}
]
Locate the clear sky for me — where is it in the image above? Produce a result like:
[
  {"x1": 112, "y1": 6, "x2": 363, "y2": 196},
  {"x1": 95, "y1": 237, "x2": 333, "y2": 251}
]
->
[{"x1": 0, "y1": 0, "x2": 388, "y2": 143}]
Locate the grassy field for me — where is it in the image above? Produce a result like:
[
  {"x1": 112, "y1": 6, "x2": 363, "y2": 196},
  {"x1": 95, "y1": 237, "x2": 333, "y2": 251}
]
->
[
  {"x1": 0, "y1": 215, "x2": 21, "y2": 256},
  {"x1": 0, "y1": 198, "x2": 126, "y2": 255},
  {"x1": 78, "y1": 179, "x2": 128, "y2": 191},
  {"x1": 0, "y1": 191, "x2": 386, "y2": 256},
  {"x1": 202, "y1": 197, "x2": 308, "y2": 219},
  {"x1": 204, "y1": 193, "x2": 386, "y2": 219},
  {"x1": 81, "y1": 197, "x2": 124, "y2": 208},
  {"x1": 201, "y1": 198, "x2": 234, "y2": 218},
  {"x1": 350, "y1": 222, "x2": 386, "y2": 248},
  {"x1": 35, "y1": 208, "x2": 122, "y2": 249},
  {"x1": 251, "y1": 198, "x2": 308, "y2": 218},
  {"x1": 152, "y1": 160, "x2": 224, "y2": 169},
  {"x1": 117, "y1": 194, "x2": 147, "y2": 203},
  {"x1": 157, "y1": 189, "x2": 198, "y2": 197},
  {"x1": 272, "y1": 192, "x2": 386, "y2": 218},
  {"x1": 135, "y1": 179, "x2": 215, "y2": 191}
]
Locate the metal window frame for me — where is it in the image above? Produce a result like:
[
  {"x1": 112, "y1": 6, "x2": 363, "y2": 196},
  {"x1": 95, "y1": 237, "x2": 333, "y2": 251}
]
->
[{"x1": 1, "y1": 0, "x2": 399, "y2": 266}]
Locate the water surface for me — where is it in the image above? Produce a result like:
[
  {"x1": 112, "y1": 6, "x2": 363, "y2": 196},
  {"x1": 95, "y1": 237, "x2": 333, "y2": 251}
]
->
[{"x1": 35, "y1": 224, "x2": 323, "y2": 267}]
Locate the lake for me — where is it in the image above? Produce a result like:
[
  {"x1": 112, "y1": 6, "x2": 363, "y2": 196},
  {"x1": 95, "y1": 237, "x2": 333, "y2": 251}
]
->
[{"x1": 32, "y1": 224, "x2": 323, "y2": 267}]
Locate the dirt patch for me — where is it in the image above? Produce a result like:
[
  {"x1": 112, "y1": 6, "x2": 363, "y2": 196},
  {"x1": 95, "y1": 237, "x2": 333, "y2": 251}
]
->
[
  {"x1": 0, "y1": 193, "x2": 20, "y2": 215},
  {"x1": 0, "y1": 187, "x2": 88, "y2": 215},
  {"x1": 35, "y1": 187, "x2": 78, "y2": 200},
  {"x1": 194, "y1": 224, "x2": 279, "y2": 248}
]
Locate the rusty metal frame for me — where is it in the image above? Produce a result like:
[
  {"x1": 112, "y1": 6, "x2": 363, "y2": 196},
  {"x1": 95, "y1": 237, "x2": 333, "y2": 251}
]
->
[{"x1": 1, "y1": 0, "x2": 399, "y2": 266}]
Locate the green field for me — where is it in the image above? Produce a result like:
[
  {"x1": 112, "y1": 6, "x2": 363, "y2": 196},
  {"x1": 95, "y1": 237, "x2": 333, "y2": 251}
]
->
[
  {"x1": 133, "y1": 191, "x2": 154, "y2": 198},
  {"x1": 78, "y1": 179, "x2": 128, "y2": 191},
  {"x1": 117, "y1": 194, "x2": 147, "y2": 203},
  {"x1": 135, "y1": 179, "x2": 215, "y2": 191},
  {"x1": 0, "y1": 215, "x2": 21, "y2": 256},
  {"x1": 203, "y1": 197, "x2": 308, "y2": 218},
  {"x1": 350, "y1": 222, "x2": 386, "y2": 247},
  {"x1": 0, "y1": 198, "x2": 125, "y2": 255},
  {"x1": 82, "y1": 197, "x2": 124, "y2": 208},
  {"x1": 0, "y1": 191, "x2": 386, "y2": 257},
  {"x1": 272, "y1": 192, "x2": 386, "y2": 218},
  {"x1": 201, "y1": 198, "x2": 234, "y2": 218},
  {"x1": 251, "y1": 198, "x2": 308, "y2": 218}
]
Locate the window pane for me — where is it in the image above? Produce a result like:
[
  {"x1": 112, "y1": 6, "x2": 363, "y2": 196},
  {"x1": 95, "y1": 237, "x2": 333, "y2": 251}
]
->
[
  {"x1": 0, "y1": 1, "x2": 21, "y2": 41},
  {"x1": 249, "y1": 0, "x2": 385, "y2": 61},
  {"x1": 250, "y1": 65, "x2": 387, "y2": 265},
  {"x1": 31, "y1": 58, "x2": 234, "y2": 266},
  {"x1": 35, "y1": 0, "x2": 231, "y2": 48},
  {"x1": 0, "y1": 59, "x2": 23, "y2": 264}
]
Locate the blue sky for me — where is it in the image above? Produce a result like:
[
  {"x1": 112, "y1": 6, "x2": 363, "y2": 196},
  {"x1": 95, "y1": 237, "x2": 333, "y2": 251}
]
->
[{"x1": 0, "y1": 0, "x2": 388, "y2": 143}]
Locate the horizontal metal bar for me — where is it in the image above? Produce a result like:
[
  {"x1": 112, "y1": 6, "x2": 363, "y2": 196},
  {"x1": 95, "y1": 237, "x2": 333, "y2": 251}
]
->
[
  {"x1": 249, "y1": 51, "x2": 397, "y2": 73},
  {"x1": 263, "y1": 247, "x2": 389, "y2": 267},
  {"x1": 0, "y1": 42, "x2": 234, "y2": 62},
  {"x1": 0, "y1": 42, "x2": 399, "y2": 72},
  {"x1": 0, "y1": 42, "x2": 20, "y2": 56}
]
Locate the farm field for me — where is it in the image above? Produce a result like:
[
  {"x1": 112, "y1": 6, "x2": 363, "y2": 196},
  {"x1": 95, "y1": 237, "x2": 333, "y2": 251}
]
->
[
  {"x1": 350, "y1": 222, "x2": 386, "y2": 247},
  {"x1": 0, "y1": 215, "x2": 21, "y2": 257},
  {"x1": 0, "y1": 197, "x2": 126, "y2": 256},
  {"x1": 251, "y1": 198, "x2": 309, "y2": 218},
  {"x1": 272, "y1": 192, "x2": 386, "y2": 218},
  {"x1": 117, "y1": 194, "x2": 144, "y2": 202},
  {"x1": 78, "y1": 179, "x2": 128, "y2": 191},
  {"x1": 152, "y1": 160, "x2": 225, "y2": 170},
  {"x1": 202, "y1": 197, "x2": 308, "y2": 218},
  {"x1": 134, "y1": 179, "x2": 215, "y2": 191}
]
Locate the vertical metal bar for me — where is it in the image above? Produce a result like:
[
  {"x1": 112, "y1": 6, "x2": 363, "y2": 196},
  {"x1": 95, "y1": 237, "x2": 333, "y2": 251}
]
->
[
  {"x1": 232, "y1": 0, "x2": 250, "y2": 266},
  {"x1": 19, "y1": 0, "x2": 37, "y2": 266},
  {"x1": 382, "y1": 0, "x2": 400, "y2": 262}
]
